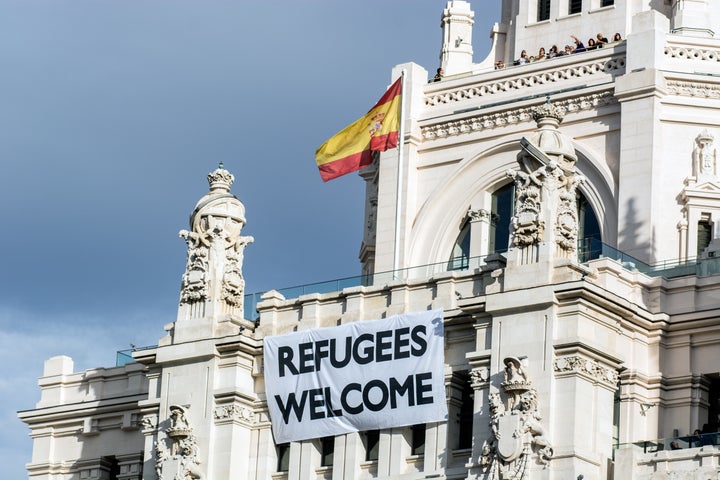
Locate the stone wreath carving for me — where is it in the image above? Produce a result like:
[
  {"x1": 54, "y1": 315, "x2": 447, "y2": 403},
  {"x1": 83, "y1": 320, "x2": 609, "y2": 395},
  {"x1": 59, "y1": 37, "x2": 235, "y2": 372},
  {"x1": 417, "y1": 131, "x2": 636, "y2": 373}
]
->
[
  {"x1": 155, "y1": 405, "x2": 203, "y2": 480},
  {"x1": 480, "y1": 357, "x2": 553, "y2": 480}
]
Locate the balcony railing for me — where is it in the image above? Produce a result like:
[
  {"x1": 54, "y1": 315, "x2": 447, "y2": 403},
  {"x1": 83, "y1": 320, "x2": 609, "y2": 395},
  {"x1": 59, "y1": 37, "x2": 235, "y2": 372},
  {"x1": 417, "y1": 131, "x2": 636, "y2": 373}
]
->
[
  {"x1": 115, "y1": 238, "x2": 716, "y2": 365},
  {"x1": 614, "y1": 432, "x2": 720, "y2": 456}
]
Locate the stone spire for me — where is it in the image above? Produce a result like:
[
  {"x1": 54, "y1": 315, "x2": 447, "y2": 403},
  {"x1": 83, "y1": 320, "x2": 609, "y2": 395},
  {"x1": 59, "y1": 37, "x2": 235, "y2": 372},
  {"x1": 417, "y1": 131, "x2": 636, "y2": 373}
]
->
[
  {"x1": 172, "y1": 164, "x2": 254, "y2": 343},
  {"x1": 440, "y1": 1, "x2": 474, "y2": 76},
  {"x1": 506, "y1": 101, "x2": 584, "y2": 274}
]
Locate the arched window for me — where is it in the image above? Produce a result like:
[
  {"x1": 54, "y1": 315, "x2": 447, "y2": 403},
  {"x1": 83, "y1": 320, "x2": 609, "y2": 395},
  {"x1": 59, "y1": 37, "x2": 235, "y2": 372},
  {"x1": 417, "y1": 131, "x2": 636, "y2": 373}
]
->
[
  {"x1": 448, "y1": 222, "x2": 470, "y2": 270},
  {"x1": 491, "y1": 183, "x2": 515, "y2": 254},
  {"x1": 448, "y1": 183, "x2": 602, "y2": 263}
]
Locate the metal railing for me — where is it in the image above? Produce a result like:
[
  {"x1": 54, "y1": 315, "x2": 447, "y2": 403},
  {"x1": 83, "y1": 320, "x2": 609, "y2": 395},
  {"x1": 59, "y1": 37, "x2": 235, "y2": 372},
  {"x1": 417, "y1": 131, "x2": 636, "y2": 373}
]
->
[
  {"x1": 614, "y1": 432, "x2": 720, "y2": 456},
  {"x1": 116, "y1": 237, "x2": 717, "y2": 366}
]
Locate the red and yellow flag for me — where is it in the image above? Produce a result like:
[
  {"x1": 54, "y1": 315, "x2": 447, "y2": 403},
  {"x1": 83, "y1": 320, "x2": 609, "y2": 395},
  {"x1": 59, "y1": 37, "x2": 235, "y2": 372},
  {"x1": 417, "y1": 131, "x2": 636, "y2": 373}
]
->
[{"x1": 315, "y1": 78, "x2": 402, "y2": 182}]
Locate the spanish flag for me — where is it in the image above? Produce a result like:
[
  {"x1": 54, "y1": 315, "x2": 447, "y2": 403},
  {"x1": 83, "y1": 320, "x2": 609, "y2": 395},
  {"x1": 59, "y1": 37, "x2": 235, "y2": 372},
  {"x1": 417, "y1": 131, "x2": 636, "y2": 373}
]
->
[{"x1": 315, "y1": 77, "x2": 402, "y2": 182}]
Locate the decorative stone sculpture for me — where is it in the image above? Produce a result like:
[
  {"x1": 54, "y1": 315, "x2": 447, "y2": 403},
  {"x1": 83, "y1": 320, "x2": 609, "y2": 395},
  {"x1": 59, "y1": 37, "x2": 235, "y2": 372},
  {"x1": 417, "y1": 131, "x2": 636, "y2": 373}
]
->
[
  {"x1": 507, "y1": 101, "x2": 584, "y2": 257},
  {"x1": 480, "y1": 357, "x2": 553, "y2": 479},
  {"x1": 692, "y1": 129, "x2": 717, "y2": 181},
  {"x1": 155, "y1": 405, "x2": 203, "y2": 480},
  {"x1": 178, "y1": 164, "x2": 253, "y2": 319}
]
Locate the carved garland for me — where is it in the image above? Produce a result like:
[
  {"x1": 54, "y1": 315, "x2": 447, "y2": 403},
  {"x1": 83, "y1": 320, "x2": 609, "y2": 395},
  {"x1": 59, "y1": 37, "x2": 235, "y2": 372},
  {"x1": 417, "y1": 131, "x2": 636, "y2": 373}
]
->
[
  {"x1": 422, "y1": 92, "x2": 615, "y2": 140},
  {"x1": 424, "y1": 57, "x2": 625, "y2": 108},
  {"x1": 553, "y1": 355, "x2": 619, "y2": 389},
  {"x1": 667, "y1": 80, "x2": 720, "y2": 99},
  {"x1": 213, "y1": 404, "x2": 255, "y2": 424}
]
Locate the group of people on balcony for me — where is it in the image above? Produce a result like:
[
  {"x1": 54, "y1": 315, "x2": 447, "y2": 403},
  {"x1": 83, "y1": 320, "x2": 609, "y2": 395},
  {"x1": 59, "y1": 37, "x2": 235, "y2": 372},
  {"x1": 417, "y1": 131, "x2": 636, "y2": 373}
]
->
[{"x1": 501, "y1": 32, "x2": 622, "y2": 68}]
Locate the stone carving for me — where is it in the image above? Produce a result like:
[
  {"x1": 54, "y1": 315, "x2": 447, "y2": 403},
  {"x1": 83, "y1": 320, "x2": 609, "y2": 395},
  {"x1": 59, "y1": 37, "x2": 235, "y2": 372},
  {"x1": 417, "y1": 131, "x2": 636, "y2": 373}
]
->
[
  {"x1": 667, "y1": 80, "x2": 720, "y2": 99},
  {"x1": 140, "y1": 415, "x2": 156, "y2": 432},
  {"x1": 664, "y1": 45, "x2": 720, "y2": 62},
  {"x1": 213, "y1": 404, "x2": 254, "y2": 423},
  {"x1": 507, "y1": 166, "x2": 545, "y2": 248},
  {"x1": 466, "y1": 208, "x2": 495, "y2": 224},
  {"x1": 425, "y1": 58, "x2": 625, "y2": 108},
  {"x1": 178, "y1": 165, "x2": 253, "y2": 314},
  {"x1": 693, "y1": 130, "x2": 717, "y2": 179},
  {"x1": 506, "y1": 101, "x2": 585, "y2": 254},
  {"x1": 554, "y1": 355, "x2": 619, "y2": 389},
  {"x1": 470, "y1": 366, "x2": 490, "y2": 388},
  {"x1": 423, "y1": 92, "x2": 615, "y2": 140},
  {"x1": 222, "y1": 235, "x2": 253, "y2": 308},
  {"x1": 179, "y1": 230, "x2": 210, "y2": 304},
  {"x1": 480, "y1": 357, "x2": 553, "y2": 479},
  {"x1": 556, "y1": 188, "x2": 580, "y2": 253},
  {"x1": 155, "y1": 405, "x2": 203, "y2": 480}
]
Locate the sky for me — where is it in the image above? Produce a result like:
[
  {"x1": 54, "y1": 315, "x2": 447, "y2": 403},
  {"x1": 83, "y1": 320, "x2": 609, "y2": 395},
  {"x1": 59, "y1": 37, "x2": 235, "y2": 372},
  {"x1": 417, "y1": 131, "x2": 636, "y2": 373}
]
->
[{"x1": 0, "y1": 1, "x2": 501, "y2": 477}]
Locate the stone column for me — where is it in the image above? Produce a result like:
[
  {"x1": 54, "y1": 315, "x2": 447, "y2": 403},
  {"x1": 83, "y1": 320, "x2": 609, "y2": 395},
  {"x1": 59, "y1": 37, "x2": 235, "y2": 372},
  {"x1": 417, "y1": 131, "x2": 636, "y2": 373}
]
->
[{"x1": 465, "y1": 361, "x2": 491, "y2": 479}]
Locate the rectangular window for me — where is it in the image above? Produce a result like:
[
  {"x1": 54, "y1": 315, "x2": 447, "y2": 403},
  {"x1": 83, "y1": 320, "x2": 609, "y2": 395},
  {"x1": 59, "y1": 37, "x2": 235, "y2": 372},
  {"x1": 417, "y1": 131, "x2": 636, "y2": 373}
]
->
[
  {"x1": 538, "y1": 0, "x2": 551, "y2": 21},
  {"x1": 277, "y1": 443, "x2": 290, "y2": 472},
  {"x1": 320, "y1": 437, "x2": 334, "y2": 467},
  {"x1": 601, "y1": 0, "x2": 614, "y2": 6},
  {"x1": 411, "y1": 424, "x2": 426, "y2": 456},
  {"x1": 569, "y1": 0, "x2": 582, "y2": 14},
  {"x1": 458, "y1": 378, "x2": 474, "y2": 449},
  {"x1": 364, "y1": 430, "x2": 380, "y2": 461}
]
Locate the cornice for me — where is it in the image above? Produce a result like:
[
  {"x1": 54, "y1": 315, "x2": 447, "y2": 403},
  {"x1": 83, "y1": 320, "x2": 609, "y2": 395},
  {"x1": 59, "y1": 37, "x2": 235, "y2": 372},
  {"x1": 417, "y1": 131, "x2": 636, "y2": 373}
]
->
[
  {"x1": 424, "y1": 55, "x2": 625, "y2": 110},
  {"x1": 421, "y1": 91, "x2": 616, "y2": 140}
]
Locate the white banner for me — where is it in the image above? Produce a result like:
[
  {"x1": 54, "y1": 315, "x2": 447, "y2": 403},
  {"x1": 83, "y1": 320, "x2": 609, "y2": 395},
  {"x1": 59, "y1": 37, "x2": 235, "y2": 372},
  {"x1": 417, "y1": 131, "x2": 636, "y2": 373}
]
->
[{"x1": 263, "y1": 309, "x2": 447, "y2": 443}]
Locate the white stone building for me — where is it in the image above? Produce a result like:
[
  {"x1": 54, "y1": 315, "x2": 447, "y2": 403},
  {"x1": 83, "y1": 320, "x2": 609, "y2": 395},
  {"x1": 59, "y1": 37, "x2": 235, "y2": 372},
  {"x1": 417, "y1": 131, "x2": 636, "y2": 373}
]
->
[{"x1": 18, "y1": 1, "x2": 720, "y2": 479}]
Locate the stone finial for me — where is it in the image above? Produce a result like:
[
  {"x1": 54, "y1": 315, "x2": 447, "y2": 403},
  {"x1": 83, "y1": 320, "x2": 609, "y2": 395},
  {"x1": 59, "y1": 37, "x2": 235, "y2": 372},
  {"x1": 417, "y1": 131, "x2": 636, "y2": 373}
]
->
[
  {"x1": 177, "y1": 166, "x2": 253, "y2": 330},
  {"x1": 207, "y1": 163, "x2": 235, "y2": 193},
  {"x1": 531, "y1": 100, "x2": 564, "y2": 126},
  {"x1": 529, "y1": 100, "x2": 576, "y2": 166}
]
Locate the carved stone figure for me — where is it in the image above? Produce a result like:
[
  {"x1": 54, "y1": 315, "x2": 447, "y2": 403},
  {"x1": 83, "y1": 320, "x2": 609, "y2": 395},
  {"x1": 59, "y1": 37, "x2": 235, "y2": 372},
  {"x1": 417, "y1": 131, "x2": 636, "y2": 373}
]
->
[
  {"x1": 481, "y1": 357, "x2": 553, "y2": 479},
  {"x1": 156, "y1": 405, "x2": 204, "y2": 480}
]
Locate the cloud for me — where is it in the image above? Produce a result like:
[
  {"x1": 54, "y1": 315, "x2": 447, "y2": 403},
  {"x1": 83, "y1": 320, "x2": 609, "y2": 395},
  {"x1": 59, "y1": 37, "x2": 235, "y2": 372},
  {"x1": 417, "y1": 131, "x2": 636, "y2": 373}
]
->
[{"x1": 1, "y1": 305, "x2": 164, "y2": 480}]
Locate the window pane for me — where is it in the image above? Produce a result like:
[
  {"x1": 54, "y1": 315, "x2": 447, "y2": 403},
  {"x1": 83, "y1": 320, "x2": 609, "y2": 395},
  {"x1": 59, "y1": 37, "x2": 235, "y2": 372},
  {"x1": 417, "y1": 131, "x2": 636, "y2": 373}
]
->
[
  {"x1": 321, "y1": 437, "x2": 334, "y2": 467},
  {"x1": 491, "y1": 183, "x2": 514, "y2": 253},
  {"x1": 411, "y1": 424, "x2": 426, "y2": 455},
  {"x1": 277, "y1": 443, "x2": 290, "y2": 472},
  {"x1": 364, "y1": 430, "x2": 380, "y2": 461},
  {"x1": 538, "y1": 0, "x2": 551, "y2": 21},
  {"x1": 569, "y1": 0, "x2": 581, "y2": 14},
  {"x1": 601, "y1": 0, "x2": 614, "y2": 6}
]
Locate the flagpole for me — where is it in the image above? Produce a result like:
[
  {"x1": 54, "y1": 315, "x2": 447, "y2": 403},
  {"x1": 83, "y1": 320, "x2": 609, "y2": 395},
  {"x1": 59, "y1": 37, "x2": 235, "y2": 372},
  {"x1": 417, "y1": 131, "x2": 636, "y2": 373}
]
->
[{"x1": 392, "y1": 69, "x2": 407, "y2": 279}]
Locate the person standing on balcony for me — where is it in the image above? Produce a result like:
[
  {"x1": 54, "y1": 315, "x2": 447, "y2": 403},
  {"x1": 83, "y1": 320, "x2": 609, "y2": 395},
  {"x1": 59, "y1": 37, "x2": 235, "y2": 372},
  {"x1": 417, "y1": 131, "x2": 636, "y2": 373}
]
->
[{"x1": 571, "y1": 35, "x2": 586, "y2": 53}]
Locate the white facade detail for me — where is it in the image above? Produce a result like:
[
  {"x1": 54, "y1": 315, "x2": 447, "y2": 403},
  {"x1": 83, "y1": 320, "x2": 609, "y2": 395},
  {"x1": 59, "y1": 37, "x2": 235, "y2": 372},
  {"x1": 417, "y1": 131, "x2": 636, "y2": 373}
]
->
[{"x1": 18, "y1": 1, "x2": 720, "y2": 480}]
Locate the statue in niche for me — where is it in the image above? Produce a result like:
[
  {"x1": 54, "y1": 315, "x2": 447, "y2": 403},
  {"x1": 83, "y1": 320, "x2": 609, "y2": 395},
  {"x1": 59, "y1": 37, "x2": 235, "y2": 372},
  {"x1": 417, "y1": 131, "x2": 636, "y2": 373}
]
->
[
  {"x1": 479, "y1": 357, "x2": 553, "y2": 479},
  {"x1": 693, "y1": 130, "x2": 717, "y2": 180},
  {"x1": 156, "y1": 405, "x2": 204, "y2": 480}
]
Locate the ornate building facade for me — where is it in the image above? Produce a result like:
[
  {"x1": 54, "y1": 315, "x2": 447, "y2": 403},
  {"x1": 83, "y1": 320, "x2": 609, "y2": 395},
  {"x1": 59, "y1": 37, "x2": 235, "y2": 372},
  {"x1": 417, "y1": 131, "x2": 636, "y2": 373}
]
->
[{"x1": 18, "y1": 1, "x2": 720, "y2": 479}]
